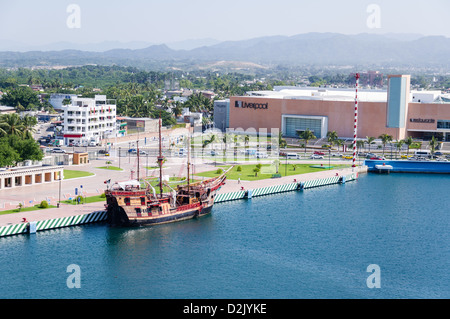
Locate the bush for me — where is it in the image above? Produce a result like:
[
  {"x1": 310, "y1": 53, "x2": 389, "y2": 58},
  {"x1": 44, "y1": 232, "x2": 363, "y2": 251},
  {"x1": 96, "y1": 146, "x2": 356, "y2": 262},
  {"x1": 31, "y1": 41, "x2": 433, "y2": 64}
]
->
[
  {"x1": 39, "y1": 200, "x2": 49, "y2": 208},
  {"x1": 74, "y1": 195, "x2": 84, "y2": 204},
  {"x1": 216, "y1": 168, "x2": 224, "y2": 174},
  {"x1": 236, "y1": 166, "x2": 242, "y2": 172},
  {"x1": 100, "y1": 192, "x2": 106, "y2": 198}
]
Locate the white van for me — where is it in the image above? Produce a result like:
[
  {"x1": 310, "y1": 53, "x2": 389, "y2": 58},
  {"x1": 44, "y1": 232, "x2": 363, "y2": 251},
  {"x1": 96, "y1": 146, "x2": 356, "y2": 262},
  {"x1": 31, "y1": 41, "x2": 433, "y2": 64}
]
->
[
  {"x1": 414, "y1": 150, "x2": 430, "y2": 158},
  {"x1": 286, "y1": 153, "x2": 301, "y2": 159}
]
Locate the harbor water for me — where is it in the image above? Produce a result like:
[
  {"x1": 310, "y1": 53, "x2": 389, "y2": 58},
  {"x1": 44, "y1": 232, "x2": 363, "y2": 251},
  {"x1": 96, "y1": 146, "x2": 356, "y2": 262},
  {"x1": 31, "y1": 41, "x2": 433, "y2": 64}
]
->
[{"x1": 0, "y1": 173, "x2": 449, "y2": 299}]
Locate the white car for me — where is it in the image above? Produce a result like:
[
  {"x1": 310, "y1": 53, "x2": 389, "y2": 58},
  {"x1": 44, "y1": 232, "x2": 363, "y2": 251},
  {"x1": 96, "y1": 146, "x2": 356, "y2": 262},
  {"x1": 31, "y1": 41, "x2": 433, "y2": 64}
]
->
[
  {"x1": 89, "y1": 141, "x2": 97, "y2": 146},
  {"x1": 255, "y1": 152, "x2": 268, "y2": 158},
  {"x1": 131, "y1": 149, "x2": 147, "y2": 155},
  {"x1": 310, "y1": 154, "x2": 324, "y2": 159}
]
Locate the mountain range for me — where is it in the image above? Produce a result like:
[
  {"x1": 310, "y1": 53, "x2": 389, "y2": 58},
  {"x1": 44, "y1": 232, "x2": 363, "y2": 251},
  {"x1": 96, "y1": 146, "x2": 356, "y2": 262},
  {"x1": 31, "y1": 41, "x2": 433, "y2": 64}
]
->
[{"x1": 1, "y1": 33, "x2": 449, "y2": 70}]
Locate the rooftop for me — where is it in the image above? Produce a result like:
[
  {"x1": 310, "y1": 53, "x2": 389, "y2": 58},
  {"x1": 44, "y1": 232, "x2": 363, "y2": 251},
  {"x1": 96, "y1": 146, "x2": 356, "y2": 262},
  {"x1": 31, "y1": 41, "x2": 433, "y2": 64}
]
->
[{"x1": 244, "y1": 86, "x2": 450, "y2": 104}]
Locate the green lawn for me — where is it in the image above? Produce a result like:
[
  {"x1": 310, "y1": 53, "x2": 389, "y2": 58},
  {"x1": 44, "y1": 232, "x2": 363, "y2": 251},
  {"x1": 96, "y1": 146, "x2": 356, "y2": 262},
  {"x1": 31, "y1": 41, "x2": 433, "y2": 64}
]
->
[
  {"x1": 195, "y1": 163, "x2": 350, "y2": 181},
  {"x1": 60, "y1": 194, "x2": 106, "y2": 205},
  {"x1": 64, "y1": 170, "x2": 95, "y2": 179},
  {"x1": 96, "y1": 166, "x2": 123, "y2": 171},
  {"x1": 0, "y1": 204, "x2": 58, "y2": 215}
]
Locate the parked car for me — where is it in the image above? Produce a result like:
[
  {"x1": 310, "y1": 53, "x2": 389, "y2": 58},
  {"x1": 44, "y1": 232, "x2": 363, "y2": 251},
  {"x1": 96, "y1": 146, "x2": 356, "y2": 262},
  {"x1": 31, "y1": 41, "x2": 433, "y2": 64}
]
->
[
  {"x1": 366, "y1": 153, "x2": 376, "y2": 159},
  {"x1": 370, "y1": 156, "x2": 385, "y2": 160},
  {"x1": 332, "y1": 153, "x2": 342, "y2": 157},
  {"x1": 310, "y1": 154, "x2": 324, "y2": 159},
  {"x1": 255, "y1": 152, "x2": 268, "y2": 158},
  {"x1": 314, "y1": 151, "x2": 325, "y2": 155},
  {"x1": 99, "y1": 149, "x2": 108, "y2": 154},
  {"x1": 342, "y1": 155, "x2": 353, "y2": 159},
  {"x1": 89, "y1": 141, "x2": 97, "y2": 146},
  {"x1": 52, "y1": 148, "x2": 66, "y2": 153},
  {"x1": 131, "y1": 149, "x2": 147, "y2": 155},
  {"x1": 128, "y1": 148, "x2": 137, "y2": 153}
]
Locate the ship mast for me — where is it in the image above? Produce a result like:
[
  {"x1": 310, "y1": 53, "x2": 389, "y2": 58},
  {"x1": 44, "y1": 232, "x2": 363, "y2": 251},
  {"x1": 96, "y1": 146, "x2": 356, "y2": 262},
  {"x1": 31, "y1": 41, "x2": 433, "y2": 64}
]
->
[
  {"x1": 187, "y1": 130, "x2": 190, "y2": 192},
  {"x1": 157, "y1": 117, "x2": 164, "y2": 198},
  {"x1": 136, "y1": 140, "x2": 140, "y2": 182}
]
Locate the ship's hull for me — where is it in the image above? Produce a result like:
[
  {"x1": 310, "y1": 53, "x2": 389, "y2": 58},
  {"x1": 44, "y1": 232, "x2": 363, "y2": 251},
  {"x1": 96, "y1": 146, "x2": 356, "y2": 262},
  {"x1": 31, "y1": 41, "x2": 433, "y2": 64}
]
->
[{"x1": 106, "y1": 201, "x2": 213, "y2": 227}]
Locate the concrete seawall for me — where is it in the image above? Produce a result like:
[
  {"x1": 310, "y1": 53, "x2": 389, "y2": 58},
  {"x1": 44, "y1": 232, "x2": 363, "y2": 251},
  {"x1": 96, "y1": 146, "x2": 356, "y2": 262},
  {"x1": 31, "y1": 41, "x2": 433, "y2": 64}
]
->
[{"x1": 0, "y1": 166, "x2": 367, "y2": 237}]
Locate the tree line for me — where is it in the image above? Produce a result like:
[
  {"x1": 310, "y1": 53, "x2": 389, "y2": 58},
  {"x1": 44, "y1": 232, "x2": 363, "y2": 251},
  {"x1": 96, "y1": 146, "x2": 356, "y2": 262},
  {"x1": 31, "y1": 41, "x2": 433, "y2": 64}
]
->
[{"x1": 0, "y1": 113, "x2": 43, "y2": 167}]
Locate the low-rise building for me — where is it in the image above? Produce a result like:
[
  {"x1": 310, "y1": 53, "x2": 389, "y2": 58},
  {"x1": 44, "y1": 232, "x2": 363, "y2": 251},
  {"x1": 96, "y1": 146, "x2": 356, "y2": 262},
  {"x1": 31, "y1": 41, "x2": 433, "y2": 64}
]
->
[
  {"x1": 62, "y1": 95, "x2": 116, "y2": 145},
  {"x1": 0, "y1": 165, "x2": 64, "y2": 190}
]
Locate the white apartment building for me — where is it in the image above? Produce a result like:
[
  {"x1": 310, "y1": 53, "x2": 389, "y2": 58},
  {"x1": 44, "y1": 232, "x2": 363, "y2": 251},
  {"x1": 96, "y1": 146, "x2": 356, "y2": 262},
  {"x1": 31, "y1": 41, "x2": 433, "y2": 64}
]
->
[{"x1": 62, "y1": 95, "x2": 116, "y2": 145}]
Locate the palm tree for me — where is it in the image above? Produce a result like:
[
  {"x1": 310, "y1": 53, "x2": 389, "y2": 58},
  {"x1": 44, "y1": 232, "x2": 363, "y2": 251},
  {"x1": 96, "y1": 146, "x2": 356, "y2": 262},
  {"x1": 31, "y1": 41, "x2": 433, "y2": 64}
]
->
[
  {"x1": 396, "y1": 139, "x2": 405, "y2": 158},
  {"x1": 335, "y1": 139, "x2": 344, "y2": 153},
  {"x1": 172, "y1": 101, "x2": 183, "y2": 118},
  {"x1": 21, "y1": 114, "x2": 37, "y2": 139},
  {"x1": 403, "y1": 136, "x2": 414, "y2": 156},
  {"x1": 233, "y1": 134, "x2": 240, "y2": 159},
  {"x1": 298, "y1": 129, "x2": 316, "y2": 155},
  {"x1": 0, "y1": 114, "x2": 24, "y2": 137},
  {"x1": 222, "y1": 133, "x2": 231, "y2": 158},
  {"x1": 429, "y1": 136, "x2": 438, "y2": 157},
  {"x1": 356, "y1": 140, "x2": 365, "y2": 156},
  {"x1": 326, "y1": 131, "x2": 338, "y2": 150},
  {"x1": 366, "y1": 136, "x2": 376, "y2": 153},
  {"x1": 378, "y1": 134, "x2": 393, "y2": 156},
  {"x1": 202, "y1": 133, "x2": 217, "y2": 157},
  {"x1": 272, "y1": 159, "x2": 280, "y2": 174}
]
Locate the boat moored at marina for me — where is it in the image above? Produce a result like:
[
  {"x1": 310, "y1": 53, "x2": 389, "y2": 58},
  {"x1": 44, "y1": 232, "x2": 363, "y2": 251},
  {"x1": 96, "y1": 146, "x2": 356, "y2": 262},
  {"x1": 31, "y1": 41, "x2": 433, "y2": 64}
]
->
[{"x1": 105, "y1": 118, "x2": 228, "y2": 227}]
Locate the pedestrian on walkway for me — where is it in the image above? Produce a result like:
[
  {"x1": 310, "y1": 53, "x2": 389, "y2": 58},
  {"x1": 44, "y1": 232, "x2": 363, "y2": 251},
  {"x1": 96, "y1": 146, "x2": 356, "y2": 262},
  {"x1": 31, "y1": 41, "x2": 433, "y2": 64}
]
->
[{"x1": 238, "y1": 177, "x2": 240, "y2": 184}]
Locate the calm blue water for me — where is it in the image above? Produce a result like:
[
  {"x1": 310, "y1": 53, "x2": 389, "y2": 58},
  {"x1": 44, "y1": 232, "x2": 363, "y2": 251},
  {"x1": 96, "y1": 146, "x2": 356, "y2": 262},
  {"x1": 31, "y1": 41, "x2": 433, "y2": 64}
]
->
[{"x1": 0, "y1": 173, "x2": 449, "y2": 299}]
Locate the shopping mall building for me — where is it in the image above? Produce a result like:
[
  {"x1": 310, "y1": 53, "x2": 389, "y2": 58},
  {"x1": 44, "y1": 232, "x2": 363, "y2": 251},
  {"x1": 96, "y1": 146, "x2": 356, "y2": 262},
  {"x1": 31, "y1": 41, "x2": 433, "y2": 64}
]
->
[{"x1": 218, "y1": 75, "x2": 450, "y2": 141}]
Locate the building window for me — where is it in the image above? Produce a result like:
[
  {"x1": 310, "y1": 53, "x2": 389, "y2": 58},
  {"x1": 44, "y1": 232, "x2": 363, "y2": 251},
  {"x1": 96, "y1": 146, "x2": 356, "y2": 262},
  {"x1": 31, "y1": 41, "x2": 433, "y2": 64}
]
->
[{"x1": 437, "y1": 120, "x2": 450, "y2": 129}]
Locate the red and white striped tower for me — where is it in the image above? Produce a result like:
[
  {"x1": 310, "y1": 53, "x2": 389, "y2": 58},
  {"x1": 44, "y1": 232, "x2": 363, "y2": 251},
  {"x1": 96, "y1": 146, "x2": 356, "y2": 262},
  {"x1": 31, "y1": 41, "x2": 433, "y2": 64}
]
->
[{"x1": 352, "y1": 73, "x2": 360, "y2": 169}]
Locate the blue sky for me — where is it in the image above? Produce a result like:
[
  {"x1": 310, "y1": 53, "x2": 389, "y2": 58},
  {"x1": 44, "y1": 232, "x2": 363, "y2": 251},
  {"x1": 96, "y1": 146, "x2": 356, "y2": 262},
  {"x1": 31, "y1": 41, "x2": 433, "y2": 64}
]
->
[{"x1": 1, "y1": 0, "x2": 449, "y2": 46}]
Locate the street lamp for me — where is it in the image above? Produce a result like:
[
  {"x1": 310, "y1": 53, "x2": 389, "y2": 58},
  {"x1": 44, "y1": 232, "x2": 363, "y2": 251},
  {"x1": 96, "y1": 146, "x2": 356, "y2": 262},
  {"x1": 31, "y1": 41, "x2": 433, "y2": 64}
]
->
[
  {"x1": 58, "y1": 171, "x2": 62, "y2": 208},
  {"x1": 328, "y1": 149, "x2": 331, "y2": 170},
  {"x1": 285, "y1": 154, "x2": 287, "y2": 176}
]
